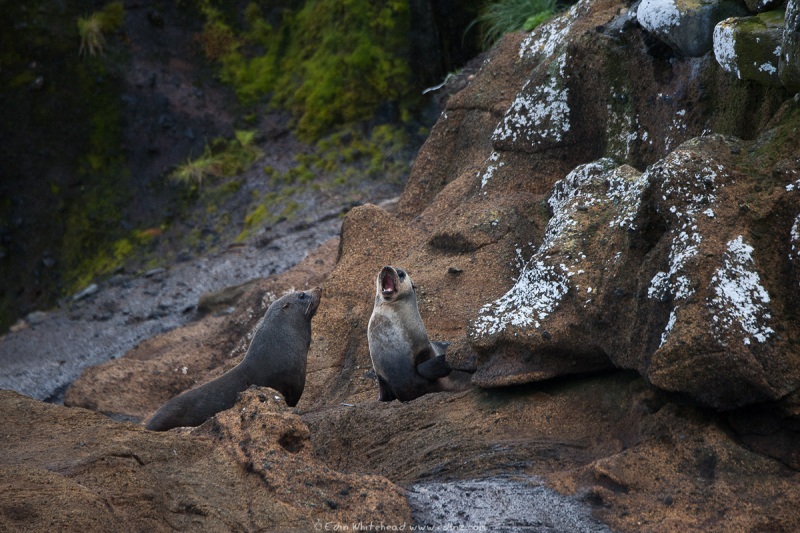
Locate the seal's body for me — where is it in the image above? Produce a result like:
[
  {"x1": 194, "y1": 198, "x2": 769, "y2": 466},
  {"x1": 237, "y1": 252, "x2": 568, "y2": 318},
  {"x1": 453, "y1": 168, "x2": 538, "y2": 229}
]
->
[
  {"x1": 367, "y1": 266, "x2": 454, "y2": 402},
  {"x1": 146, "y1": 288, "x2": 321, "y2": 431}
]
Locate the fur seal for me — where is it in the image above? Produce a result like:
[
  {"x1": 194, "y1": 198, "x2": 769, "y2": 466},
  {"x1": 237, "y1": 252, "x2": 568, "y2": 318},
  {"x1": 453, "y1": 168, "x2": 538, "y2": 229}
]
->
[
  {"x1": 146, "y1": 287, "x2": 321, "y2": 431},
  {"x1": 367, "y1": 266, "x2": 456, "y2": 402}
]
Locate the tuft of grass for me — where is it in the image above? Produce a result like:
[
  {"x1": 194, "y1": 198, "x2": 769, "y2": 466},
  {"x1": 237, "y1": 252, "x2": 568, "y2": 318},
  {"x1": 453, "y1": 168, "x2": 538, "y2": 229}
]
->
[
  {"x1": 170, "y1": 147, "x2": 220, "y2": 189},
  {"x1": 470, "y1": 0, "x2": 558, "y2": 50},
  {"x1": 77, "y1": 2, "x2": 125, "y2": 57},
  {"x1": 169, "y1": 130, "x2": 263, "y2": 189},
  {"x1": 78, "y1": 15, "x2": 106, "y2": 56}
]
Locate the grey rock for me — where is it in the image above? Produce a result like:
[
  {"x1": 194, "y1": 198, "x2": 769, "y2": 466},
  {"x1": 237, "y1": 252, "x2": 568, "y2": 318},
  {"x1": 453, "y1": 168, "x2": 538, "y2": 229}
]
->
[
  {"x1": 714, "y1": 11, "x2": 785, "y2": 86},
  {"x1": 780, "y1": 0, "x2": 800, "y2": 92},
  {"x1": 638, "y1": 0, "x2": 750, "y2": 57}
]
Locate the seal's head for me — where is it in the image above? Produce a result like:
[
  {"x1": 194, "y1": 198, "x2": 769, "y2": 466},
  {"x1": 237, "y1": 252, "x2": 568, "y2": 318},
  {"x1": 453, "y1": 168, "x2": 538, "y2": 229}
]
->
[
  {"x1": 376, "y1": 266, "x2": 414, "y2": 302},
  {"x1": 275, "y1": 287, "x2": 322, "y2": 321}
]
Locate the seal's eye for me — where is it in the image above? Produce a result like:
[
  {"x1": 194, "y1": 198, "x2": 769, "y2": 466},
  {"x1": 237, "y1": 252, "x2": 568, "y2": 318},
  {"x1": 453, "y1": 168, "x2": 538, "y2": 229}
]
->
[
  {"x1": 398, "y1": 270, "x2": 406, "y2": 280},
  {"x1": 298, "y1": 292, "x2": 307, "y2": 300}
]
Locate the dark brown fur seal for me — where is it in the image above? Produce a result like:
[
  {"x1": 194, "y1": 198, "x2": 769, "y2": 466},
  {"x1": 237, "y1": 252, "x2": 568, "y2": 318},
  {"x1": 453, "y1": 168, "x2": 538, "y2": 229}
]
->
[
  {"x1": 146, "y1": 287, "x2": 321, "y2": 431},
  {"x1": 367, "y1": 266, "x2": 457, "y2": 402}
]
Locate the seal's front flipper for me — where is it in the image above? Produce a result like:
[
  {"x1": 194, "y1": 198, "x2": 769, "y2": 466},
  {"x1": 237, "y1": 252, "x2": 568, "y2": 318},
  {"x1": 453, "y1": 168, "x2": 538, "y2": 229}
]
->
[
  {"x1": 377, "y1": 376, "x2": 397, "y2": 401},
  {"x1": 417, "y1": 354, "x2": 452, "y2": 380}
]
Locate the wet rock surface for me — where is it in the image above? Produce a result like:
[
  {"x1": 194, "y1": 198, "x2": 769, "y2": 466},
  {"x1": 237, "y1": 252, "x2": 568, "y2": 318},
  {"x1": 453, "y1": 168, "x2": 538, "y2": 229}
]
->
[{"x1": 408, "y1": 477, "x2": 612, "y2": 532}]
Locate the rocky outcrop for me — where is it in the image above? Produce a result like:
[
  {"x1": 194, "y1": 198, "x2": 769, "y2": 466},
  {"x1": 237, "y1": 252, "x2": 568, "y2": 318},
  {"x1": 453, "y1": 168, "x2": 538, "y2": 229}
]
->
[
  {"x1": 782, "y1": 0, "x2": 800, "y2": 91},
  {"x1": 10, "y1": 0, "x2": 800, "y2": 529},
  {"x1": 714, "y1": 10, "x2": 785, "y2": 85},
  {"x1": 638, "y1": 0, "x2": 749, "y2": 57},
  {"x1": 306, "y1": 374, "x2": 800, "y2": 532},
  {"x1": 0, "y1": 388, "x2": 410, "y2": 531},
  {"x1": 635, "y1": 0, "x2": 800, "y2": 94}
]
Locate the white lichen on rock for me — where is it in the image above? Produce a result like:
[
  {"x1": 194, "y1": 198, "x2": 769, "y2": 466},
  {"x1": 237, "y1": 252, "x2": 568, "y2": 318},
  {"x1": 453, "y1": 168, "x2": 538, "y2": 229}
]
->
[
  {"x1": 519, "y1": 0, "x2": 585, "y2": 60},
  {"x1": 709, "y1": 236, "x2": 774, "y2": 345},
  {"x1": 606, "y1": 166, "x2": 650, "y2": 230},
  {"x1": 605, "y1": 89, "x2": 645, "y2": 162},
  {"x1": 791, "y1": 213, "x2": 800, "y2": 267},
  {"x1": 473, "y1": 257, "x2": 570, "y2": 335},
  {"x1": 666, "y1": 108, "x2": 689, "y2": 152},
  {"x1": 473, "y1": 159, "x2": 648, "y2": 337},
  {"x1": 637, "y1": 0, "x2": 682, "y2": 32},
  {"x1": 493, "y1": 53, "x2": 571, "y2": 147},
  {"x1": 714, "y1": 19, "x2": 741, "y2": 79},
  {"x1": 480, "y1": 151, "x2": 505, "y2": 189},
  {"x1": 647, "y1": 150, "x2": 725, "y2": 346},
  {"x1": 544, "y1": 159, "x2": 617, "y2": 247}
]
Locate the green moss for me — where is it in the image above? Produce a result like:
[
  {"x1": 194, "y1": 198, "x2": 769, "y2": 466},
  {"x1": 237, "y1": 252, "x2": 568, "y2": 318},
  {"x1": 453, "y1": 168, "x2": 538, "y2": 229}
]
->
[
  {"x1": 273, "y1": 124, "x2": 412, "y2": 187},
  {"x1": 244, "y1": 203, "x2": 270, "y2": 229},
  {"x1": 197, "y1": 0, "x2": 415, "y2": 141}
]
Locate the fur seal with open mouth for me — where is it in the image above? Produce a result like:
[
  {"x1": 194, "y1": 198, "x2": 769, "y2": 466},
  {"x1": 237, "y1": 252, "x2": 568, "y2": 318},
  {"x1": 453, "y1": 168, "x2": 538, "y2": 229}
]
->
[
  {"x1": 367, "y1": 266, "x2": 457, "y2": 402},
  {"x1": 146, "y1": 287, "x2": 321, "y2": 431}
]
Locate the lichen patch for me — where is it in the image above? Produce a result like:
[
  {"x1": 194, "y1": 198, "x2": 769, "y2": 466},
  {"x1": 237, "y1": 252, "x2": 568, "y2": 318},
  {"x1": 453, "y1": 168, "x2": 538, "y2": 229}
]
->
[
  {"x1": 472, "y1": 159, "x2": 648, "y2": 337},
  {"x1": 708, "y1": 236, "x2": 774, "y2": 345},
  {"x1": 493, "y1": 54, "x2": 571, "y2": 147},
  {"x1": 646, "y1": 150, "x2": 727, "y2": 346}
]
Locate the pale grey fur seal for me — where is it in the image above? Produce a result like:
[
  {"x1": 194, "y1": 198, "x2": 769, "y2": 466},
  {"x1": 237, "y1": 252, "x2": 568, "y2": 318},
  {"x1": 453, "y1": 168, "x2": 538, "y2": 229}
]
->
[
  {"x1": 367, "y1": 266, "x2": 456, "y2": 402},
  {"x1": 146, "y1": 287, "x2": 321, "y2": 431}
]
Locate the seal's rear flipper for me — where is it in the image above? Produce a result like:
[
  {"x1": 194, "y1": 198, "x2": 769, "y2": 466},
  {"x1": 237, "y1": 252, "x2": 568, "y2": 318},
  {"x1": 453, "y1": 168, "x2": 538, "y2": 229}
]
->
[{"x1": 417, "y1": 354, "x2": 452, "y2": 380}]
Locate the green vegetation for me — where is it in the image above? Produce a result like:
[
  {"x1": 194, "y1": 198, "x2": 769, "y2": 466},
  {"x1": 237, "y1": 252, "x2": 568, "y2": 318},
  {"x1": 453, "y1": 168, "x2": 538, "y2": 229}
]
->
[
  {"x1": 61, "y1": 53, "x2": 132, "y2": 296},
  {"x1": 170, "y1": 130, "x2": 264, "y2": 189},
  {"x1": 470, "y1": 0, "x2": 558, "y2": 49},
  {"x1": 195, "y1": 0, "x2": 414, "y2": 141},
  {"x1": 277, "y1": 124, "x2": 412, "y2": 186},
  {"x1": 66, "y1": 228, "x2": 162, "y2": 292},
  {"x1": 77, "y1": 2, "x2": 124, "y2": 56},
  {"x1": 236, "y1": 123, "x2": 413, "y2": 242}
]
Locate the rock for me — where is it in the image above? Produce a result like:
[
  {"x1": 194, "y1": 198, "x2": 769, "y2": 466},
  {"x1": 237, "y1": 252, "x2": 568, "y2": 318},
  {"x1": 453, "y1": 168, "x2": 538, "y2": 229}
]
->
[
  {"x1": 637, "y1": 0, "x2": 750, "y2": 57},
  {"x1": 547, "y1": 401, "x2": 800, "y2": 532},
  {"x1": 71, "y1": 284, "x2": 99, "y2": 302},
  {"x1": 0, "y1": 388, "x2": 410, "y2": 531},
  {"x1": 713, "y1": 11, "x2": 785, "y2": 86},
  {"x1": 781, "y1": 0, "x2": 800, "y2": 92},
  {"x1": 305, "y1": 374, "x2": 800, "y2": 531},
  {"x1": 195, "y1": 279, "x2": 260, "y2": 316},
  {"x1": 635, "y1": 134, "x2": 798, "y2": 408}
]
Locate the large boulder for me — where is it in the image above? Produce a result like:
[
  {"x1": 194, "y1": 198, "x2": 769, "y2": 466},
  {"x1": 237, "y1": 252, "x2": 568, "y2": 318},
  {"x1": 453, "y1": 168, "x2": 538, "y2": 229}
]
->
[
  {"x1": 466, "y1": 132, "x2": 800, "y2": 409},
  {"x1": 637, "y1": 0, "x2": 750, "y2": 57},
  {"x1": 714, "y1": 11, "x2": 785, "y2": 86}
]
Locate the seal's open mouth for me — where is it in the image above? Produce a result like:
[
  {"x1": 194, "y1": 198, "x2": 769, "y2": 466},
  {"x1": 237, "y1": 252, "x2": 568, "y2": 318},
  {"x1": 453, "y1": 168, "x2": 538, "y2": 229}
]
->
[{"x1": 379, "y1": 267, "x2": 398, "y2": 299}]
